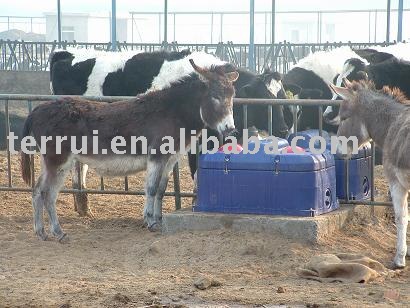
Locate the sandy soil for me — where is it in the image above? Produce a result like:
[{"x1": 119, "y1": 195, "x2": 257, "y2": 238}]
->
[{"x1": 1, "y1": 153, "x2": 409, "y2": 307}]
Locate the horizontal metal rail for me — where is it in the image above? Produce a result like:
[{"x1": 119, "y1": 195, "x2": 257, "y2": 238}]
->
[
  {"x1": 1, "y1": 93, "x2": 409, "y2": 107},
  {"x1": 340, "y1": 200, "x2": 392, "y2": 207},
  {"x1": 0, "y1": 187, "x2": 195, "y2": 198},
  {"x1": 0, "y1": 94, "x2": 348, "y2": 106}
]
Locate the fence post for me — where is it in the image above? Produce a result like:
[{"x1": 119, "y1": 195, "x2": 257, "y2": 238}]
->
[
  {"x1": 173, "y1": 164, "x2": 181, "y2": 210},
  {"x1": 248, "y1": 0, "x2": 255, "y2": 72},
  {"x1": 386, "y1": 0, "x2": 391, "y2": 43},
  {"x1": 57, "y1": 0, "x2": 62, "y2": 48},
  {"x1": 111, "y1": 0, "x2": 117, "y2": 51},
  {"x1": 5, "y1": 100, "x2": 12, "y2": 187}
]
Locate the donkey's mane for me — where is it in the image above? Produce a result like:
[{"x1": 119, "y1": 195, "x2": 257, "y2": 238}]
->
[{"x1": 381, "y1": 86, "x2": 409, "y2": 104}]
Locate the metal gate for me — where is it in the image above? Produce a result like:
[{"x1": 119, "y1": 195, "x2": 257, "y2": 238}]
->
[{"x1": 0, "y1": 94, "x2": 396, "y2": 209}]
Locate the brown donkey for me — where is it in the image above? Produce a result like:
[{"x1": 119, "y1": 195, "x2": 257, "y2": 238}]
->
[
  {"x1": 331, "y1": 79, "x2": 410, "y2": 268},
  {"x1": 20, "y1": 60, "x2": 238, "y2": 242}
]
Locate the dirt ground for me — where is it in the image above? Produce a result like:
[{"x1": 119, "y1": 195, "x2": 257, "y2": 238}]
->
[{"x1": 1, "y1": 152, "x2": 410, "y2": 308}]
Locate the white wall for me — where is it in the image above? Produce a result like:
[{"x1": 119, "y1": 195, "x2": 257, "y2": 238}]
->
[{"x1": 46, "y1": 14, "x2": 89, "y2": 42}]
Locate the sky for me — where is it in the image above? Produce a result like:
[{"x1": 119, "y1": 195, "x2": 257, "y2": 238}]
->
[{"x1": 1, "y1": 0, "x2": 407, "y2": 17}]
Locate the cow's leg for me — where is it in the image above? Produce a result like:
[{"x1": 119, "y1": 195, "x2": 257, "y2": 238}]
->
[
  {"x1": 43, "y1": 164, "x2": 71, "y2": 243},
  {"x1": 144, "y1": 158, "x2": 166, "y2": 230},
  {"x1": 390, "y1": 181, "x2": 409, "y2": 268},
  {"x1": 188, "y1": 151, "x2": 197, "y2": 180},
  {"x1": 72, "y1": 161, "x2": 90, "y2": 217},
  {"x1": 32, "y1": 173, "x2": 47, "y2": 240}
]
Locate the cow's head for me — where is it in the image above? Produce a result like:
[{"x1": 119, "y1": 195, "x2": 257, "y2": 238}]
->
[
  {"x1": 237, "y1": 68, "x2": 290, "y2": 138},
  {"x1": 353, "y1": 48, "x2": 394, "y2": 64},
  {"x1": 260, "y1": 67, "x2": 286, "y2": 99},
  {"x1": 324, "y1": 58, "x2": 369, "y2": 126}
]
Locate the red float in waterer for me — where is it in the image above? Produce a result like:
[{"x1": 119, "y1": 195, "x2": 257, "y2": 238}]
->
[
  {"x1": 218, "y1": 144, "x2": 243, "y2": 152},
  {"x1": 283, "y1": 145, "x2": 305, "y2": 153}
]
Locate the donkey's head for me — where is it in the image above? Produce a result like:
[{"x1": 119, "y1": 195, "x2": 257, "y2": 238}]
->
[
  {"x1": 330, "y1": 78, "x2": 372, "y2": 158},
  {"x1": 190, "y1": 59, "x2": 239, "y2": 137}
]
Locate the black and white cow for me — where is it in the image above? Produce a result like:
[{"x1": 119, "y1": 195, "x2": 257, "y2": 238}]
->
[
  {"x1": 234, "y1": 67, "x2": 289, "y2": 138},
  {"x1": 323, "y1": 45, "x2": 410, "y2": 126},
  {"x1": 283, "y1": 46, "x2": 367, "y2": 132},
  {"x1": 50, "y1": 48, "x2": 192, "y2": 95},
  {"x1": 322, "y1": 45, "x2": 410, "y2": 166}
]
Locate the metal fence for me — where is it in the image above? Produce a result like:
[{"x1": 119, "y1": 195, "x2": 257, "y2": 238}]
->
[
  {"x1": 0, "y1": 93, "x2": 395, "y2": 211},
  {"x1": 0, "y1": 40, "x2": 394, "y2": 73}
]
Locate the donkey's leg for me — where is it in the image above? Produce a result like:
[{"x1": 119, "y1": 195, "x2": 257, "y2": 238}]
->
[
  {"x1": 32, "y1": 173, "x2": 47, "y2": 240},
  {"x1": 152, "y1": 157, "x2": 178, "y2": 230},
  {"x1": 149, "y1": 173, "x2": 169, "y2": 232},
  {"x1": 144, "y1": 158, "x2": 166, "y2": 230},
  {"x1": 72, "y1": 161, "x2": 90, "y2": 217},
  {"x1": 390, "y1": 181, "x2": 409, "y2": 268},
  {"x1": 43, "y1": 165, "x2": 71, "y2": 243}
]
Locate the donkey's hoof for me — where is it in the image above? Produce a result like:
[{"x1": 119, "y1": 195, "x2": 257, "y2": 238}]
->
[
  {"x1": 83, "y1": 210, "x2": 95, "y2": 219},
  {"x1": 393, "y1": 256, "x2": 406, "y2": 269},
  {"x1": 392, "y1": 263, "x2": 406, "y2": 270},
  {"x1": 148, "y1": 222, "x2": 162, "y2": 232},
  {"x1": 143, "y1": 213, "x2": 155, "y2": 227},
  {"x1": 36, "y1": 229, "x2": 48, "y2": 241},
  {"x1": 57, "y1": 233, "x2": 69, "y2": 244}
]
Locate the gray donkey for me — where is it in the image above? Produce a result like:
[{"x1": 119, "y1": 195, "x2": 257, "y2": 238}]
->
[
  {"x1": 331, "y1": 78, "x2": 410, "y2": 268},
  {"x1": 20, "y1": 60, "x2": 238, "y2": 242}
]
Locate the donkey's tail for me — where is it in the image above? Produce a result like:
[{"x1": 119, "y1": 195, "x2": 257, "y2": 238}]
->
[{"x1": 21, "y1": 114, "x2": 33, "y2": 186}]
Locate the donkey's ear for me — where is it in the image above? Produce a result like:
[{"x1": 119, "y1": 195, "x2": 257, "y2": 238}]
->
[
  {"x1": 329, "y1": 84, "x2": 353, "y2": 101},
  {"x1": 225, "y1": 71, "x2": 239, "y2": 83},
  {"x1": 342, "y1": 77, "x2": 353, "y2": 88}
]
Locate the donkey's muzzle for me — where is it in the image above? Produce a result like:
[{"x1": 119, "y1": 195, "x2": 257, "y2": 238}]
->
[
  {"x1": 277, "y1": 129, "x2": 289, "y2": 139},
  {"x1": 222, "y1": 126, "x2": 237, "y2": 138}
]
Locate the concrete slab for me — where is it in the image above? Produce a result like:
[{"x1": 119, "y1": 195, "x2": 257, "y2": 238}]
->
[{"x1": 162, "y1": 205, "x2": 390, "y2": 243}]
